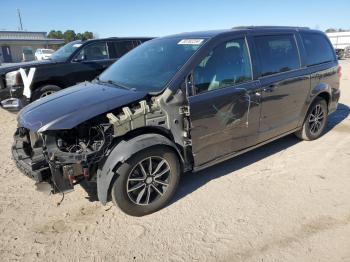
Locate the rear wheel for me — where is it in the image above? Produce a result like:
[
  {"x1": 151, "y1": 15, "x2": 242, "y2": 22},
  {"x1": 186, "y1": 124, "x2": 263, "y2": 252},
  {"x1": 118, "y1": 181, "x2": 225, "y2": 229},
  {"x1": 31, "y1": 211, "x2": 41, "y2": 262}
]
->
[
  {"x1": 111, "y1": 146, "x2": 180, "y2": 216},
  {"x1": 32, "y1": 85, "x2": 61, "y2": 101},
  {"x1": 295, "y1": 97, "x2": 328, "y2": 140}
]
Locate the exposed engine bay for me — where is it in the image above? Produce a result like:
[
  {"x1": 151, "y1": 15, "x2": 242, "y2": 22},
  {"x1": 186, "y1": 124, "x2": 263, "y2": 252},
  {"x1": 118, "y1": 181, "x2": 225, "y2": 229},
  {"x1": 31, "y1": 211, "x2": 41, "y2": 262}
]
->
[{"x1": 13, "y1": 90, "x2": 192, "y2": 198}]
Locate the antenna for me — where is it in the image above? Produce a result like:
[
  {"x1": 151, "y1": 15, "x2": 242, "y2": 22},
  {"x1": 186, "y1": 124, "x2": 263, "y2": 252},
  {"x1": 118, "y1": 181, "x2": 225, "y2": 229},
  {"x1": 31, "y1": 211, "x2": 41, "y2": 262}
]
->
[{"x1": 17, "y1": 8, "x2": 23, "y2": 31}]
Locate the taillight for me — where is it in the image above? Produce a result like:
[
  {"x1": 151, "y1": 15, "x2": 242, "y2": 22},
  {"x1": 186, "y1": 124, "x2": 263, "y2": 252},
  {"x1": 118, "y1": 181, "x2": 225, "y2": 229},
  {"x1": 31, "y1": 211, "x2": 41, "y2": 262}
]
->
[{"x1": 337, "y1": 65, "x2": 342, "y2": 79}]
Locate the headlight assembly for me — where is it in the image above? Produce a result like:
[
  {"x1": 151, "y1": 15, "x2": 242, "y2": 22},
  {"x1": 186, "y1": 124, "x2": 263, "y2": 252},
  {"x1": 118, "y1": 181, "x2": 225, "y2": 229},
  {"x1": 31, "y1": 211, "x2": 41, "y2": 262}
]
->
[{"x1": 5, "y1": 70, "x2": 23, "y2": 87}]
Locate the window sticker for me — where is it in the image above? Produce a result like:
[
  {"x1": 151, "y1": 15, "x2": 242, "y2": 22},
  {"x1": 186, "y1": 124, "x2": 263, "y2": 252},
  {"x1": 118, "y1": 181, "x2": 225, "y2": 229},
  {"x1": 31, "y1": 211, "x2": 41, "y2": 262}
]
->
[
  {"x1": 178, "y1": 39, "x2": 204, "y2": 45},
  {"x1": 73, "y1": 44, "x2": 82, "y2": 48}
]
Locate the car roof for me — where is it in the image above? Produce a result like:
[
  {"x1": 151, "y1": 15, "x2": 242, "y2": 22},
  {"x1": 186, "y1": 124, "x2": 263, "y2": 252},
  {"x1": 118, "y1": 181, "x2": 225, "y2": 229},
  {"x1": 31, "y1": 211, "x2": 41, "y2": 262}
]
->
[
  {"x1": 162, "y1": 26, "x2": 323, "y2": 40},
  {"x1": 84, "y1": 37, "x2": 154, "y2": 43}
]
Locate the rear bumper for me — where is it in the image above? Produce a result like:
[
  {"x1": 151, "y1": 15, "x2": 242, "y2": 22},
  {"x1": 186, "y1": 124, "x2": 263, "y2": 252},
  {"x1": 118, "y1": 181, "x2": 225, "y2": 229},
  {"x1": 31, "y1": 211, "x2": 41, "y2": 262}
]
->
[
  {"x1": 329, "y1": 88, "x2": 341, "y2": 114},
  {"x1": 12, "y1": 133, "x2": 49, "y2": 182}
]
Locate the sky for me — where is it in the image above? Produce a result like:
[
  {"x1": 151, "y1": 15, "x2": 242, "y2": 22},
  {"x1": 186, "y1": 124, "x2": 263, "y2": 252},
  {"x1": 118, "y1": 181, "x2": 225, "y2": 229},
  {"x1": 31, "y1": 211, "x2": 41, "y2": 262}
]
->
[{"x1": 0, "y1": 0, "x2": 349, "y2": 37}]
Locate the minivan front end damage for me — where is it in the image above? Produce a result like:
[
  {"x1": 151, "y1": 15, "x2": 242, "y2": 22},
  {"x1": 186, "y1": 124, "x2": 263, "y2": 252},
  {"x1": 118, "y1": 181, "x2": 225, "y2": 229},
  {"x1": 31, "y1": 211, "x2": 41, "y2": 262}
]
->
[{"x1": 12, "y1": 90, "x2": 192, "y2": 200}]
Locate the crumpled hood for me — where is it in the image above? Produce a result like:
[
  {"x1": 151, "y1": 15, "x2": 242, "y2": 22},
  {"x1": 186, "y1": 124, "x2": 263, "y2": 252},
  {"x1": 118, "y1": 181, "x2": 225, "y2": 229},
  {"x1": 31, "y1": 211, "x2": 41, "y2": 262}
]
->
[{"x1": 18, "y1": 82, "x2": 147, "y2": 132}]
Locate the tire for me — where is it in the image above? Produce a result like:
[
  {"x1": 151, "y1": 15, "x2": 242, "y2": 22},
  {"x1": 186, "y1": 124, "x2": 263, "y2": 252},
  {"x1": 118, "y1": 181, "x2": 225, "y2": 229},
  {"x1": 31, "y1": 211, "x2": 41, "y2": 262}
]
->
[
  {"x1": 111, "y1": 146, "x2": 180, "y2": 216},
  {"x1": 31, "y1": 85, "x2": 61, "y2": 101},
  {"x1": 295, "y1": 97, "x2": 328, "y2": 141}
]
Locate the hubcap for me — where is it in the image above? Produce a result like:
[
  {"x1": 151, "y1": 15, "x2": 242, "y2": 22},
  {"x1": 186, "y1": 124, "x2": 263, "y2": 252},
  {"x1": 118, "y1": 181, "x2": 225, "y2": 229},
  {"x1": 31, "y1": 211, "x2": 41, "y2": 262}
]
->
[
  {"x1": 308, "y1": 104, "x2": 325, "y2": 135},
  {"x1": 126, "y1": 156, "x2": 171, "y2": 206},
  {"x1": 40, "y1": 90, "x2": 56, "y2": 98}
]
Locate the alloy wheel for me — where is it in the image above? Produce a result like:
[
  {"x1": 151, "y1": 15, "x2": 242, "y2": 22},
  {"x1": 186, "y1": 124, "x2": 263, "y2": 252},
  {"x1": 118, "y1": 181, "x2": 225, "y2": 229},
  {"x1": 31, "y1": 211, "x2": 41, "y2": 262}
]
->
[
  {"x1": 308, "y1": 104, "x2": 325, "y2": 135},
  {"x1": 126, "y1": 156, "x2": 171, "y2": 206},
  {"x1": 40, "y1": 90, "x2": 56, "y2": 98}
]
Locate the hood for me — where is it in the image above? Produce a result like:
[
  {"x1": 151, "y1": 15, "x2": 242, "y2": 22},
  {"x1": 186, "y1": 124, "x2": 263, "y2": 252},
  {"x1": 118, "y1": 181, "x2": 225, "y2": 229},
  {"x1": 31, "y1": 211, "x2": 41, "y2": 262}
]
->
[
  {"x1": 18, "y1": 82, "x2": 148, "y2": 132},
  {"x1": 0, "y1": 60, "x2": 60, "y2": 74}
]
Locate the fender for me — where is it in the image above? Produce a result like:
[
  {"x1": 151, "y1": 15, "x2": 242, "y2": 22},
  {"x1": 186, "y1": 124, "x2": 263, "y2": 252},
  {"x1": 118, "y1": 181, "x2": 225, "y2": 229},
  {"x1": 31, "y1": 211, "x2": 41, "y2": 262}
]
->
[
  {"x1": 298, "y1": 83, "x2": 332, "y2": 127},
  {"x1": 96, "y1": 133, "x2": 184, "y2": 205}
]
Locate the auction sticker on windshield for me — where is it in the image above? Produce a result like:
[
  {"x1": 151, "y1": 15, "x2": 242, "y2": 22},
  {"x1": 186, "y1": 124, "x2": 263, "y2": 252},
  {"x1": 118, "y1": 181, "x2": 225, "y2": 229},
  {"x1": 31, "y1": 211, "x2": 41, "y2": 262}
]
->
[{"x1": 178, "y1": 39, "x2": 204, "y2": 45}]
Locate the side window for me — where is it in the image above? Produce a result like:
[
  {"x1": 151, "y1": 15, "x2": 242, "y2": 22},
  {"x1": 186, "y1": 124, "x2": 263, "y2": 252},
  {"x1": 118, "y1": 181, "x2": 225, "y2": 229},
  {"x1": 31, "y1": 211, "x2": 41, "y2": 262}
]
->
[
  {"x1": 108, "y1": 41, "x2": 135, "y2": 58},
  {"x1": 254, "y1": 34, "x2": 300, "y2": 77},
  {"x1": 301, "y1": 33, "x2": 335, "y2": 66},
  {"x1": 194, "y1": 38, "x2": 252, "y2": 94},
  {"x1": 75, "y1": 42, "x2": 108, "y2": 61}
]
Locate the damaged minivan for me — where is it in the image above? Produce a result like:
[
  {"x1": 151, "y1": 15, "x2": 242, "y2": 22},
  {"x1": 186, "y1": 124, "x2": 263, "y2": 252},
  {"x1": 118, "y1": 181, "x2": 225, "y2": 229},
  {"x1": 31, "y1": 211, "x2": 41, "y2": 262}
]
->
[{"x1": 13, "y1": 27, "x2": 340, "y2": 216}]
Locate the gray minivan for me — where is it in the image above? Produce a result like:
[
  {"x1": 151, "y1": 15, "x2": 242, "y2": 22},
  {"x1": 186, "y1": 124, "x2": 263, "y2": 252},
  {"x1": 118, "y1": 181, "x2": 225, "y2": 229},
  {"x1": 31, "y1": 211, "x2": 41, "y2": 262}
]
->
[{"x1": 13, "y1": 27, "x2": 340, "y2": 216}]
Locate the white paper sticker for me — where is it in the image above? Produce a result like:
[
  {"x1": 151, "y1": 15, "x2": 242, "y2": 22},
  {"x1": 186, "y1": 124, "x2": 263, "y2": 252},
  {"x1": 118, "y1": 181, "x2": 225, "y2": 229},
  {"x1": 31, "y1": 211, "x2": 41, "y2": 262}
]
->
[
  {"x1": 73, "y1": 43, "x2": 82, "y2": 48},
  {"x1": 178, "y1": 39, "x2": 204, "y2": 45}
]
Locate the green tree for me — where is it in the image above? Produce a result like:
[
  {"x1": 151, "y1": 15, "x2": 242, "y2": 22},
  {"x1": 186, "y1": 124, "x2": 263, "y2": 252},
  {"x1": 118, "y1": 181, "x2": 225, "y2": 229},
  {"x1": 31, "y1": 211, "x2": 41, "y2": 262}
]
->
[
  {"x1": 325, "y1": 28, "x2": 337, "y2": 33},
  {"x1": 83, "y1": 31, "x2": 94, "y2": 40},
  {"x1": 76, "y1": 33, "x2": 83, "y2": 40},
  {"x1": 63, "y1": 30, "x2": 76, "y2": 43}
]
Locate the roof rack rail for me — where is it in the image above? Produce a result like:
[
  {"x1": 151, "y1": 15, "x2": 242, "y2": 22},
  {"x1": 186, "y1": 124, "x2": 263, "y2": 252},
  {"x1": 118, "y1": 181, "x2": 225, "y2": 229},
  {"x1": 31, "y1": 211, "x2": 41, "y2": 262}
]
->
[{"x1": 232, "y1": 26, "x2": 310, "y2": 30}]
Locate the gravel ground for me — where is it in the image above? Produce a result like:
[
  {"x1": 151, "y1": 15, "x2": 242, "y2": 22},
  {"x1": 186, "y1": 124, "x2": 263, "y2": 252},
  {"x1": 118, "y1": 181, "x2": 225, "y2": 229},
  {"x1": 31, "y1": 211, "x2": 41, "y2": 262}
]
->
[{"x1": 0, "y1": 60, "x2": 349, "y2": 262}]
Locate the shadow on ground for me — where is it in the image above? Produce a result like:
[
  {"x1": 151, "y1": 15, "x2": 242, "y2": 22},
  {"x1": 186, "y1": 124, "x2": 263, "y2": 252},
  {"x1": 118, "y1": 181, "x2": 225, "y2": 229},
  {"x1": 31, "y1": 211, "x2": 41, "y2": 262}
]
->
[{"x1": 80, "y1": 103, "x2": 349, "y2": 204}]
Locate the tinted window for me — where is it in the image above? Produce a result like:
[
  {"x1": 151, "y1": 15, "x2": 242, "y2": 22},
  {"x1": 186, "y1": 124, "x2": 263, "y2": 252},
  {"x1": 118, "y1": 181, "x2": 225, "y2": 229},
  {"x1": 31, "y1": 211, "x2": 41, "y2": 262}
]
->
[
  {"x1": 194, "y1": 38, "x2": 252, "y2": 94},
  {"x1": 301, "y1": 33, "x2": 335, "y2": 66},
  {"x1": 254, "y1": 34, "x2": 300, "y2": 77},
  {"x1": 76, "y1": 42, "x2": 108, "y2": 61},
  {"x1": 108, "y1": 41, "x2": 136, "y2": 58}
]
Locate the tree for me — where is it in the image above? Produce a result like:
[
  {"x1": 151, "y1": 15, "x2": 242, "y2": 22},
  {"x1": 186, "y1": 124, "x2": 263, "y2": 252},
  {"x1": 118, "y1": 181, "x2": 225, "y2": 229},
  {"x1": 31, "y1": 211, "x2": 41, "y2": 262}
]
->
[
  {"x1": 325, "y1": 28, "x2": 337, "y2": 33},
  {"x1": 63, "y1": 30, "x2": 76, "y2": 43},
  {"x1": 47, "y1": 29, "x2": 95, "y2": 43},
  {"x1": 83, "y1": 31, "x2": 94, "y2": 40}
]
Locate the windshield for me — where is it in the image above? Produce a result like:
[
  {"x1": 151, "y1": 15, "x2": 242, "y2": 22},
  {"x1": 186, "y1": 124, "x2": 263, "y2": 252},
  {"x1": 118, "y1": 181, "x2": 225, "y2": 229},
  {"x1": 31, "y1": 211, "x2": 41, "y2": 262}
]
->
[
  {"x1": 50, "y1": 41, "x2": 82, "y2": 61},
  {"x1": 98, "y1": 37, "x2": 206, "y2": 92}
]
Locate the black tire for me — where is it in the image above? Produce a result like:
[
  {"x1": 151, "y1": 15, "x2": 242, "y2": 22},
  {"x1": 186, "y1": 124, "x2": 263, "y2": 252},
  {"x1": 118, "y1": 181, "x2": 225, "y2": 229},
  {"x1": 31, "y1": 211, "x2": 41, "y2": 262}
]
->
[
  {"x1": 295, "y1": 97, "x2": 328, "y2": 141},
  {"x1": 111, "y1": 146, "x2": 180, "y2": 216},
  {"x1": 31, "y1": 85, "x2": 61, "y2": 101}
]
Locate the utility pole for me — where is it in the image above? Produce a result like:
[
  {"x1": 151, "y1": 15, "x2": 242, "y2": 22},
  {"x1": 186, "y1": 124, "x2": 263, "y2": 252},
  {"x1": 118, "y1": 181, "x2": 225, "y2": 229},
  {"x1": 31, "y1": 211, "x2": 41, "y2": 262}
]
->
[{"x1": 17, "y1": 8, "x2": 23, "y2": 31}]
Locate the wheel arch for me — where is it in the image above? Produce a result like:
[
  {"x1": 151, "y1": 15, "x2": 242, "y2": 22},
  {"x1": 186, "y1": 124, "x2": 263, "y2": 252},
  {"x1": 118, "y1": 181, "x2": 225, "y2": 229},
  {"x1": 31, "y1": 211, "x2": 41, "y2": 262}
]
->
[{"x1": 96, "y1": 133, "x2": 185, "y2": 205}]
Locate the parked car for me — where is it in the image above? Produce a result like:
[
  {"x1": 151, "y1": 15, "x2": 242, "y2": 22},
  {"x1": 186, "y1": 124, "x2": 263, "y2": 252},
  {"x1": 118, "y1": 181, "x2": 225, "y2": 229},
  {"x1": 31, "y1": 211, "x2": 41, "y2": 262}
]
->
[
  {"x1": 0, "y1": 37, "x2": 152, "y2": 110},
  {"x1": 35, "y1": 48, "x2": 55, "y2": 60},
  {"x1": 12, "y1": 27, "x2": 340, "y2": 216}
]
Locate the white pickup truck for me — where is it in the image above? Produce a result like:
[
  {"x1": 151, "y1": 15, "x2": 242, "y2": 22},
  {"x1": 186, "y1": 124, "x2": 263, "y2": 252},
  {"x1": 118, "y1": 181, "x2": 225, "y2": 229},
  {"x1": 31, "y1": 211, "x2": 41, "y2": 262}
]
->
[{"x1": 327, "y1": 31, "x2": 350, "y2": 59}]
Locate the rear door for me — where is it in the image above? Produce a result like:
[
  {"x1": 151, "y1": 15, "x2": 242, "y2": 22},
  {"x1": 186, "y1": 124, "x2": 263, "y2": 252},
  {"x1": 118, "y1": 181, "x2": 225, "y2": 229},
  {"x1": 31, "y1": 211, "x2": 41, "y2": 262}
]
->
[
  {"x1": 253, "y1": 32, "x2": 310, "y2": 141},
  {"x1": 107, "y1": 40, "x2": 141, "y2": 59},
  {"x1": 188, "y1": 36, "x2": 262, "y2": 167}
]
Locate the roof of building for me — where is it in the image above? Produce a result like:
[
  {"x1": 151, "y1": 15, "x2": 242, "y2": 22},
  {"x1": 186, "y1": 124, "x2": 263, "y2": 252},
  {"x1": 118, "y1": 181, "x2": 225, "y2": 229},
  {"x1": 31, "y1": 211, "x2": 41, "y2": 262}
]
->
[{"x1": 0, "y1": 31, "x2": 64, "y2": 43}]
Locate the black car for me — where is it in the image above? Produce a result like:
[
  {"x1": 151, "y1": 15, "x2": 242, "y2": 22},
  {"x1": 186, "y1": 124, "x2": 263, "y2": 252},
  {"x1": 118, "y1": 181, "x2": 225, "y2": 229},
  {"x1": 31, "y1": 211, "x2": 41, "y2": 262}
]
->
[
  {"x1": 12, "y1": 27, "x2": 341, "y2": 216},
  {"x1": 0, "y1": 37, "x2": 152, "y2": 110}
]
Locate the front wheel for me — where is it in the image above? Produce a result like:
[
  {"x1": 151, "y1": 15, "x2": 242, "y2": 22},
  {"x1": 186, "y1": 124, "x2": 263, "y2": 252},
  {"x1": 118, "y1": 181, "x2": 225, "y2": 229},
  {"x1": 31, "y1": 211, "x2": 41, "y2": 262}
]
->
[
  {"x1": 31, "y1": 85, "x2": 61, "y2": 101},
  {"x1": 295, "y1": 97, "x2": 328, "y2": 140},
  {"x1": 111, "y1": 146, "x2": 180, "y2": 216}
]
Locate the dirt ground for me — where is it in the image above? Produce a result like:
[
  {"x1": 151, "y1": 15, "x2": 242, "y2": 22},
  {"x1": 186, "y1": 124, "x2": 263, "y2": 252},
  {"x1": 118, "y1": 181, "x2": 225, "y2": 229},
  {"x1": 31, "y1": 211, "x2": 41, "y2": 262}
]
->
[{"x1": 0, "y1": 60, "x2": 350, "y2": 262}]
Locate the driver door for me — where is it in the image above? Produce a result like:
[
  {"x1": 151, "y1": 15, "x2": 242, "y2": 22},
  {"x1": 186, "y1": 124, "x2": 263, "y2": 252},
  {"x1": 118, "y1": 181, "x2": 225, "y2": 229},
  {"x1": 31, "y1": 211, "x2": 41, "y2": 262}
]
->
[{"x1": 188, "y1": 37, "x2": 262, "y2": 167}]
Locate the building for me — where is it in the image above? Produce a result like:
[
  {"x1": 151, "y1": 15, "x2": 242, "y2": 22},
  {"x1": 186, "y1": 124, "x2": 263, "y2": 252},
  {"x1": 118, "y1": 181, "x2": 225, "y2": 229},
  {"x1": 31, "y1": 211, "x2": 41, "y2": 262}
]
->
[
  {"x1": 326, "y1": 31, "x2": 350, "y2": 58},
  {"x1": 0, "y1": 31, "x2": 64, "y2": 63}
]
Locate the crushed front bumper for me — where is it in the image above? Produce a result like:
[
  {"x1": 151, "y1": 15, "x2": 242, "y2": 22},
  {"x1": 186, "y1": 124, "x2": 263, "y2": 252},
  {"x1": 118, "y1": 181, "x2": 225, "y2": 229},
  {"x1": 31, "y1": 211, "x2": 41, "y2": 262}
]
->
[{"x1": 12, "y1": 132, "x2": 49, "y2": 182}]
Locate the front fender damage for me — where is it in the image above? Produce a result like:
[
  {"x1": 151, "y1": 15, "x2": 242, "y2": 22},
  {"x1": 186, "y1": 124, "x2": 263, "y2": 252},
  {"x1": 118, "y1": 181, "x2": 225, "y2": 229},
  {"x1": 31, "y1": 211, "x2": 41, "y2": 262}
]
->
[{"x1": 34, "y1": 88, "x2": 192, "y2": 203}]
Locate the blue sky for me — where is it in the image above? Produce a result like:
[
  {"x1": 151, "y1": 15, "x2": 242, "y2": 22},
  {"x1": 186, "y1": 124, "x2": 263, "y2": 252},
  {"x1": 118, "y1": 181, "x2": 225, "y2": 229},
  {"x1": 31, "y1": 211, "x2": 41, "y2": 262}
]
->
[{"x1": 0, "y1": 0, "x2": 349, "y2": 37}]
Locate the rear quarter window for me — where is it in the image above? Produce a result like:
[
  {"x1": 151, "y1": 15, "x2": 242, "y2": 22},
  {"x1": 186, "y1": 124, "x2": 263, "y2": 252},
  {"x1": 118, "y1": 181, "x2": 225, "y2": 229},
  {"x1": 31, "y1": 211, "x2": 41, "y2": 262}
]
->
[
  {"x1": 301, "y1": 33, "x2": 335, "y2": 66},
  {"x1": 254, "y1": 34, "x2": 300, "y2": 77}
]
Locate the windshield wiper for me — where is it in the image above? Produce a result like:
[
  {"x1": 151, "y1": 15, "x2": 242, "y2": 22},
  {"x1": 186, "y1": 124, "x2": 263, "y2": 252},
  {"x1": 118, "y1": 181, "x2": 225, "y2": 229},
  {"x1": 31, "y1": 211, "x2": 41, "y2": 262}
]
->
[{"x1": 96, "y1": 77, "x2": 132, "y2": 90}]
